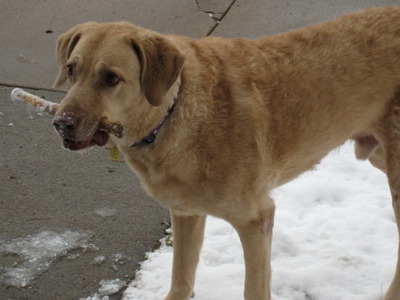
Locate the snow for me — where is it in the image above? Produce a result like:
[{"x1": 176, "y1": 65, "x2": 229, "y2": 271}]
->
[
  {"x1": 94, "y1": 255, "x2": 106, "y2": 265},
  {"x1": 98, "y1": 279, "x2": 126, "y2": 296},
  {"x1": 123, "y1": 142, "x2": 398, "y2": 300},
  {"x1": 0, "y1": 229, "x2": 127, "y2": 299},
  {"x1": 0, "y1": 230, "x2": 94, "y2": 288},
  {"x1": 80, "y1": 293, "x2": 109, "y2": 300},
  {"x1": 79, "y1": 278, "x2": 126, "y2": 300}
]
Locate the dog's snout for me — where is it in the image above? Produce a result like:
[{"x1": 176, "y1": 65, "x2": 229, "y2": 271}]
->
[{"x1": 53, "y1": 112, "x2": 78, "y2": 137}]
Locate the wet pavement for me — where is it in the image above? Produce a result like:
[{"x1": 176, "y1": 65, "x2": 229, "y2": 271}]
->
[{"x1": 1, "y1": 1, "x2": 399, "y2": 299}]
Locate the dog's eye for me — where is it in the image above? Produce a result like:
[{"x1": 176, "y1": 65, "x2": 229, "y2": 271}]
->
[
  {"x1": 66, "y1": 64, "x2": 74, "y2": 77},
  {"x1": 104, "y1": 72, "x2": 120, "y2": 86}
]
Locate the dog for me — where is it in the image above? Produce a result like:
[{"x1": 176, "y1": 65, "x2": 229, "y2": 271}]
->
[{"x1": 52, "y1": 6, "x2": 400, "y2": 300}]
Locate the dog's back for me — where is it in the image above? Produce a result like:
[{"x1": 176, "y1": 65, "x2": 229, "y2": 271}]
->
[{"x1": 170, "y1": 6, "x2": 400, "y2": 187}]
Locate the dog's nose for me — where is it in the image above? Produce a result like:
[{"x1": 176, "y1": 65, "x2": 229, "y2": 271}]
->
[{"x1": 52, "y1": 112, "x2": 78, "y2": 137}]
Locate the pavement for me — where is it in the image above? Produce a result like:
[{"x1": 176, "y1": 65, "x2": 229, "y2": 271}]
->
[{"x1": 0, "y1": 1, "x2": 398, "y2": 299}]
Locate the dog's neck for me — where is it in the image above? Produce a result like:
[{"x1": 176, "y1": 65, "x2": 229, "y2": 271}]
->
[
  {"x1": 129, "y1": 75, "x2": 182, "y2": 148},
  {"x1": 130, "y1": 101, "x2": 176, "y2": 147}
]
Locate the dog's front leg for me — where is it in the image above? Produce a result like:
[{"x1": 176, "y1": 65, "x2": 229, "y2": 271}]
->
[
  {"x1": 164, "y1": 211, "x2": 206, "y2": 300},
  {"x1": 233, "y1": 202, "x2": 275, "y2": 300}
]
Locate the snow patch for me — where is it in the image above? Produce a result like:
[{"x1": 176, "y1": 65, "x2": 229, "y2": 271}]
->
[
  {"x1": 0, "y1": 230, "x2": 94, "y2": 287},
  {"x1": 99, "y1": 278, "x2": 126, "y2": 295},
  {"x1": 80, "y1": 278, "x2": 126, "y2": 300}
]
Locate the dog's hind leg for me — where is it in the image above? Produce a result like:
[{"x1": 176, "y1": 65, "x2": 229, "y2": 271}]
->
[
  {"x1": 232, "y1": 199, "x2": 276, "y2": 300},
  {"x1": 164, "y1": 211, "x2": 206, "y2": 300},
  {"x1": 383, "y1": 101, "x2": 400, "y2": 300}
]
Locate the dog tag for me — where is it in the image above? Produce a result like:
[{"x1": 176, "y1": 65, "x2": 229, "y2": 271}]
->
[{"x1": 108, "y1": 145, "x2": 122, "y2": 162}]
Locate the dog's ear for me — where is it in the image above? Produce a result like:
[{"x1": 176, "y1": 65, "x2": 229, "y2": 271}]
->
[
  {"x1": 53, "y1": 23, "x2": 98, "y2": 88},
  {"x1": 132, "y1": 35, "x2": 186, "y2": 106},
  {"x1": 53, "y1": 30, "x2": 81, "y2": 88}
]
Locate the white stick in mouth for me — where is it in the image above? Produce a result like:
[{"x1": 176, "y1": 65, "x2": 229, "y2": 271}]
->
[
  {"x1": 10, "y1": 88, "x2": 124, "y2": 138},
  {"x1": 11, "y1": 88, "x2": 59, "y2": 115}
]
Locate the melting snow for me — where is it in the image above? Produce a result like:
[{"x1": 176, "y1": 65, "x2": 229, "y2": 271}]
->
[
  {"x1": 94, "y1": 255, "x2": 106, "y2": 265},
  {"x1": 98, "y1": 278, "x2": 126, "y2": 295},
  {"x1": 79, "y1": 294, "x2": 109, "y2": 300},
  {"x1": 80, "y1": 278, "x2": 126, "y2": 300},
  {"x1": 0, "y1": 230, "x2": 94, "y2": 287}
]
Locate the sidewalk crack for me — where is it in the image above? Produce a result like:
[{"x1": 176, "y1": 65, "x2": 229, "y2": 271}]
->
[{"x1": 195, "y1": 0, "x2": 237, "y2": 36}]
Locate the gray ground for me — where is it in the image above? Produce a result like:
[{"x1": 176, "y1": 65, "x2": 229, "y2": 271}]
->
[{"x1": 1, "y1": 1, "x2": 398, "y2": 299}]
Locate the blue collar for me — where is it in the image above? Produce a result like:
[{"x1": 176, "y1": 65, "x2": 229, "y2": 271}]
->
[{"x1": 130, "y1": 103, "x2": 175, "y2": 147}]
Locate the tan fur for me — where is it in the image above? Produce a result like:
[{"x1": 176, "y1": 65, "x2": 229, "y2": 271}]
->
[{"x1": 53, "y1": 7, "x2": 400, "y2": 300}]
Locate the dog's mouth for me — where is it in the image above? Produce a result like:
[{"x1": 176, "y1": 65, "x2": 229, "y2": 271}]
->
[{"x1": 62, "y1": 129, "x2": 109, "y2": 151}]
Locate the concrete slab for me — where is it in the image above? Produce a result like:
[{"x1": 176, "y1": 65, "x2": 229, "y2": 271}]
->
[
  {"x1": 0, "y1": 86, "x2": 169, "y2": 299},
  {"x1": 0, "y1": 0, "x2": 214, "y2": 90},
  {"x1": 213, "y1": 0, "x2": 400, "y2": 38}
]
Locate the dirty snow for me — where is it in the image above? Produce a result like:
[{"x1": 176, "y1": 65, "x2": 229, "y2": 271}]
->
[
  {"x1": 79, "y1": 293, "x2": 109, "y2": 300},
  {"x1": 79, "y1": 278, "x2": 126, "y2": 300},
  {"x1": 0, "y1": 230, "x2": 93, "y2": 287},
  {"x1": 123, "y1": 142, "x2": 397, "y2": 300},
  {"x1": 99, "y1": 278, "x2": 126, "y2": 295},
  {"x1": 94, "y1": 255, "x2": 107, "y2": 265}
]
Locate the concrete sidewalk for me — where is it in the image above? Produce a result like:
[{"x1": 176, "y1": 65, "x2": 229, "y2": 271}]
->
[{"x1": 0, "y1": 1, "x2": 398, "y2": 299}]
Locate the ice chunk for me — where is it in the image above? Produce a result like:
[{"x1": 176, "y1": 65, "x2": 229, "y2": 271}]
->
[
  {"x1": 99, "y1": 278, "x2": 126, "y2": 296},
  {"x1": 80, "y1": 278, "x2": 126, "y2": 300}
]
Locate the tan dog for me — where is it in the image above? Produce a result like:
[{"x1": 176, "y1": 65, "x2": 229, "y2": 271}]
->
[{"x1": 52, "y1": 6, "x2": 400, "y2": 300}]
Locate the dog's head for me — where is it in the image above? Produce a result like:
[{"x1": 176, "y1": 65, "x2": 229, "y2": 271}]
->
[{"x1": 52, "y1": 22, "x2": 185, "y2": 151}]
